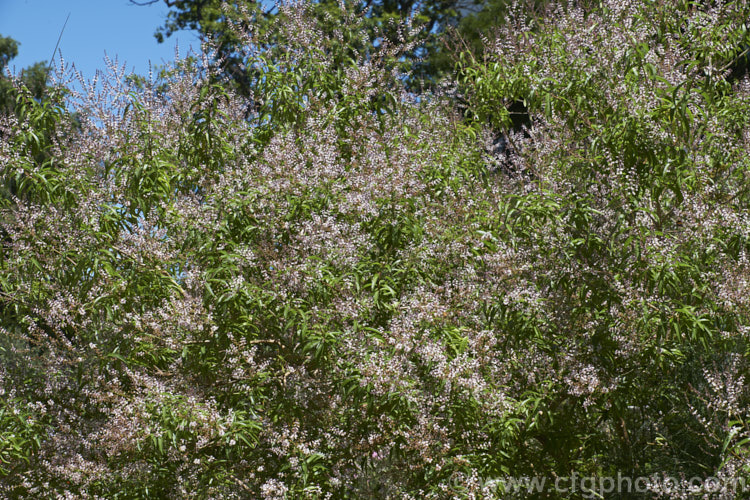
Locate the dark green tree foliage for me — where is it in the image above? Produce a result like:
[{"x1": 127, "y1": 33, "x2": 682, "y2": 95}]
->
[
  {"x1": 0, "y1": 35, "x2": 50, "y2": 115},
  {"x1": 0, "y1": 36, "x2": 19, "y2": 70},
  {"x1": 131, "y1": 0, "x2": 509, "y2": 89},
  {"x1": 0, "y1": 35, "x2": 20, "y2": 115},
  {"x1": 18, "y1": 62, "x2": 51, "y2": 99}
]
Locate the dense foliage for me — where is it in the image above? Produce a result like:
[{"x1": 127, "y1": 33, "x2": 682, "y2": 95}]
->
[
  {"x1": 2, "y1": 0, "x2": 750, "y2": 498},
  {"x1": 130, "y1": 0, "x2": 540, "y2": 90},
  {"x1": 0, "y1": 34, "x2": 50, "y2": 116}
]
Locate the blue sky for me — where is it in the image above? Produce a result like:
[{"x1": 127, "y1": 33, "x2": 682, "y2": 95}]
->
[{"x1": 0, "y1": 0, "x2": 198, "y2": 82}]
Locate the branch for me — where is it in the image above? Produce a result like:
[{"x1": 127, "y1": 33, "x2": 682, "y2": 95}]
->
[
  {"x1": 185, "y1": 338, "x2": 282, "y2": 347},
  {"x1": 231, "y1": 475, "x2": 253, "y2": 492},
  {"x1": 128, "y1": 0, "x2": 174, "y2": 6}
]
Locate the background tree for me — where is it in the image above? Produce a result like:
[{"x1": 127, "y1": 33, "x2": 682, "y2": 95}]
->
[
  {"x1": 0, "y1": 35, "x2": 21, "y2": 115},
  {"x1": 129, "y1": 0, "x2": 532, "y2": 91},
  {"x1": 0, "y1": 35, "x2": 19, "y2": 71},
  {"x1": 0, "y1": 35, "x2": 50, "y2": 115}
]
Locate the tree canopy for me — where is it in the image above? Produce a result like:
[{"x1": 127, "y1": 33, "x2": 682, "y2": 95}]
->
[
  {"x1": 129, "y1": 0, "x2": 530, "y2": 91},
  {"x1": 3, "y1": 0, "x2": 750, "y2": 497},
  {"x1": 0, "y1": 34, "x2": 50, "y2": 115}
]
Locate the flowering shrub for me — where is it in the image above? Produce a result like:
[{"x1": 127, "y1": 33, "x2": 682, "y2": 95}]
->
[
  {"x1": 1, "y1": 0, "x2": 750, "y2": 498},
  {"x1": 458, "y1": 0, "x2": 750, "y2": 496}
]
